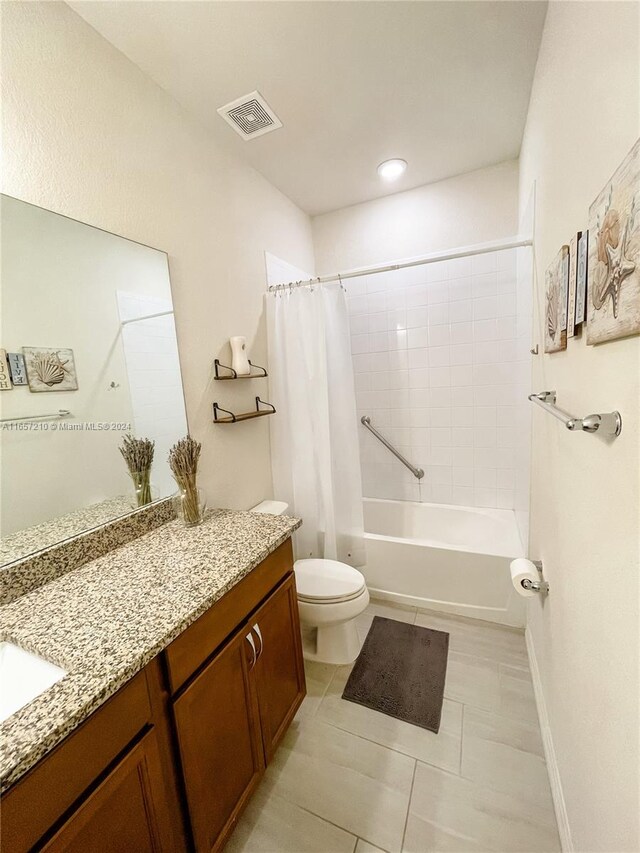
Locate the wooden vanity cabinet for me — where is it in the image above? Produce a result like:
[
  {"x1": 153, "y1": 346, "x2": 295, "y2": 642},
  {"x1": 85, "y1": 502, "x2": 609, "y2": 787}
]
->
[
  {"x1": 0, "y1": 538, "x2": 305, "y2": 853},
  {"x1": 172, "y1": 572, "x2": 306, "y2": 853}
]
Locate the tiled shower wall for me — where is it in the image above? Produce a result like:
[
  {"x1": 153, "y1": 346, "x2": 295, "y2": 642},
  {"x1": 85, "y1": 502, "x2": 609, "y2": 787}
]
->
[{"x1": 349, "y1": 247, "x2": 531, "y2": 509}]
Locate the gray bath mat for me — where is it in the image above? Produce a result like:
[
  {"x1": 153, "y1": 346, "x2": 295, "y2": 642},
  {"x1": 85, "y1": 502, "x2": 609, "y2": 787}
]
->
[{"x1": 342, "y1": 616, "x2": 449, "y2": 733}]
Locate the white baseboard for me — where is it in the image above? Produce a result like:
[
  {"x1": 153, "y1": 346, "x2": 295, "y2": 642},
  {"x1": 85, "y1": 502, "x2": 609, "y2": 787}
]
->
[{"x1": 525, "y1": 626, "x2": 574, "y2": 852}]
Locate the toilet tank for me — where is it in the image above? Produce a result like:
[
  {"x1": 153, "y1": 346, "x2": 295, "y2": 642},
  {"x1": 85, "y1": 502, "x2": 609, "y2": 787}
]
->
[{"x1": 249, "y1": 500, "x2": 289, "y2": 516}]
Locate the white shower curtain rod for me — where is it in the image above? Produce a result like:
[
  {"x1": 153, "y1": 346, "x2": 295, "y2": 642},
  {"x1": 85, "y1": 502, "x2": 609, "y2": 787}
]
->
[{"x1": 267, "y1": 236, "x2": 533, "y2": 291}]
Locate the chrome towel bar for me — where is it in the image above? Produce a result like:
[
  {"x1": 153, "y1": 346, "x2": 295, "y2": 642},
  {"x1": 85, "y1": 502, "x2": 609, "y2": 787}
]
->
[
  {"x1": 360, "y1": 416, "x2": 425, "y2": 479},
  {"x1": 0, "y1": 409, "x2": 72, "y2": 425},
  {"x1": 528, "y1": 391, "x2": 622, "y2": 437}
]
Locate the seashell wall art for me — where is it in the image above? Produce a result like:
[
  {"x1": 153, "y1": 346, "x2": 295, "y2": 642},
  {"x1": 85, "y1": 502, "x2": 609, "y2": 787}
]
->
[
  {"x1": 586, "y1": 138, "x2": 640, "y2": 344},
  {"x1": 22, "y1": 347, "x2": 79, "y2": 392}
]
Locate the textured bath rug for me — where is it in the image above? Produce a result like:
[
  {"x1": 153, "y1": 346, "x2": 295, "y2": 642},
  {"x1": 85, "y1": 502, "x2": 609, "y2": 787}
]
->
[{"x1": 342, "y1": 616, "x2": 449, "y2": 733}]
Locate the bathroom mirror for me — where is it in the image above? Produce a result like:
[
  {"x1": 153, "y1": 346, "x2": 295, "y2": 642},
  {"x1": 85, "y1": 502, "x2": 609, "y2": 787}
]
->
[{"x1": 0, "y1": 195, "x2": 188, "y2": 567}]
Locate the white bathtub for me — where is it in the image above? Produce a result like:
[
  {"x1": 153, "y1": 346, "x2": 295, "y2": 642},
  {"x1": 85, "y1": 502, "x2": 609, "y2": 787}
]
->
[{"x1": 362, "y1": 498, "x2": 526, "y2": 627}]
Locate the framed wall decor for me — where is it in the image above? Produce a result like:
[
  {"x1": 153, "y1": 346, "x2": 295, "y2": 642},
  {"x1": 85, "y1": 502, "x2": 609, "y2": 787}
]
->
[
  {"x1": 567, "y1": 233, "x2": 580, "y2": 338},
  {"x1": 0, "y1": 349, "x2": 12, "y2": 390},
  {"x1": 23, "y1": 347, "x2": 79, "y2": 392},
  {"x1": 575, "y1": 230, "x2": 589, "y2": 327},
  {"x1": 7, "y1": 352, "x2": 28, "y2": 386},
  {"x1": 544, "y1": 246, "x2": 569, "y2": 353},
  {"x1": 586, "y1": 138, "x2": 640, "y2": 344}
]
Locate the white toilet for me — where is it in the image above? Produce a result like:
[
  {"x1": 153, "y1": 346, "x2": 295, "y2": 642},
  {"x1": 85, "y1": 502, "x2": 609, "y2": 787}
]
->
[{"x1": 251, "y1": 501, "x2": 370, "y2": 664}]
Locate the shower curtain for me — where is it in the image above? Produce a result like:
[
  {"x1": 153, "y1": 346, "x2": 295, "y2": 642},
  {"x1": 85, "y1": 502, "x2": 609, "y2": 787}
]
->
[{"x1": 266, "y1": 281, "x2": 365, "y2": 566}]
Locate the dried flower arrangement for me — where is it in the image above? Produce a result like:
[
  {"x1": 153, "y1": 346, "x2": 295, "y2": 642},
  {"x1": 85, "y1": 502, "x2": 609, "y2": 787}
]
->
[
  {"x1": 168, "y1": 434, "x2": 204, "y2": 526},
  {"x1": 119, "y1": 435, "x2": 155, "y2": 507}
]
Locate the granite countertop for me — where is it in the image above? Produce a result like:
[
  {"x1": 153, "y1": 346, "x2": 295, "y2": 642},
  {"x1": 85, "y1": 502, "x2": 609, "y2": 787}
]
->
[
  {"x1": 0, "y1": 509, "x2": 301, "y2": 793},
  {"x1": 1, "y1": 495, "x2": 134, "y2": 567}
]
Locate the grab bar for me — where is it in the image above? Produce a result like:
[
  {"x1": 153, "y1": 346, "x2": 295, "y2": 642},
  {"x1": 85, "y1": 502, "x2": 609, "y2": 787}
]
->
[
  {"x1": 528, "y1": 391, "x2": 622, "y2": 437},
  {"x1": 0, "y1": 409, "x2": 72, "y2": 425},
  {"x1": 360, "y1": 416, "x2": 424, "y2": 479}
]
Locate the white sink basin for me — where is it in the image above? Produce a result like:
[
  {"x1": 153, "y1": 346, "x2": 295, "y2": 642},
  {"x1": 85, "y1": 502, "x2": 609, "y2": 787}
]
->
[{"x1": 0, "y1": 641, "x2": 67, "y2": 723}]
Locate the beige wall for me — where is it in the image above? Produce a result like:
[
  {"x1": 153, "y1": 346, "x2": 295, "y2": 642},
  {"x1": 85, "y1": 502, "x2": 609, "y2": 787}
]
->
[
  {"x1": 519, "y1": 2, "x2": 639, "y2": 850},
  {"x1": 0, "y1": 1, "x2": 315, "y2": 512},
  {"x1": 312, "y1": 160, "x2": 519, "y2": 274}
]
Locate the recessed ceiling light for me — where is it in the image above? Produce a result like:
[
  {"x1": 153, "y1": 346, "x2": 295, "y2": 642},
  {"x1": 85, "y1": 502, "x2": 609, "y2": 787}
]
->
[{"x1": 377, "y1": 159, "x2": 407, "y2": 180}]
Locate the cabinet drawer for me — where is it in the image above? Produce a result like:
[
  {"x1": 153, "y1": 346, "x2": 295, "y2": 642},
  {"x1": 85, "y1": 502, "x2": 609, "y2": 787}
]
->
[
  {"x1": 165, "y1": 538, "x2": 294, "y2": 694},
  {"x1": 1, "y1": 671, "x2": 152, "y2": 853}
]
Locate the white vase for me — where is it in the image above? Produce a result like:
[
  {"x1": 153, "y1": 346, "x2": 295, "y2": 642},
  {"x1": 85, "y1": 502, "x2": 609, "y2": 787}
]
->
[{"x1": 230, "y1": 336, "x2": 251, "y2": 376}]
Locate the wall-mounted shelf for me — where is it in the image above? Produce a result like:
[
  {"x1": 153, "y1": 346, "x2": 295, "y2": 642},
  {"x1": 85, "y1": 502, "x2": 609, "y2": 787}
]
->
[
  {"x1": 213, "y1": 359, "x2": 268, "y2": 380},
  {"x1": 213, "y1": 396, "x2": 276, "y2": 424}
]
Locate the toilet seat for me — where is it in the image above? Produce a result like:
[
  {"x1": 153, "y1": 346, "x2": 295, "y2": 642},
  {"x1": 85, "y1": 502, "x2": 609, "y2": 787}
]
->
[{"x1": 294, "y1": 558, "x2": 366, "y2": 605}]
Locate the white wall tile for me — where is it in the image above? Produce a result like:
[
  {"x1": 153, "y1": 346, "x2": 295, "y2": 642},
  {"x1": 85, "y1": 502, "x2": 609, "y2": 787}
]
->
[
  {"x1": 474, "y1": 468, "x2": 497, "y2": 488},
  {"x1": 408, "y1": 368, "x2": 429, "y2": 388},
  {"x1": 388, "y1": 350, "x2": 409, "y2": 371},
  {"x1": 406, "y1": 306, "x2": 428, "y2": 328},
  {"x1": 428, "y1": 325, "x2": 451, "y2": 347},
  {"x1": 452, "y1": 406, "x2": 473, "y2": 426},
  {"x1": 452, "y1": 386, "x2": 474, "y2": 407},
  {"x1": 453, "y1": 467, "x2": 474, "y2": 486},
  {"x1": 430, "y1": 408, "x2": 452, "y2": 427},
  {"x1": 472, "y1": 273, "x2": 497, "y2": 298},
  {"x1": 408, "y1": 348, "x2": 429, "y2": 369},
  {"x1": 452, "y1": 427, "x2": 474, "y2": 447},
  {"x1": 351, "y1": 334, "x2": 369, "y2": 354},
  {"x1": 496, "y1": 488, "x2": 515, "y2": 509},
  {"x1": 370, "y1": 332, "x2": 388, "y2": 352},
  {"x1": 407, "y1": 327, "x2": 429, "y2": 349},
  {"x1": 474, "y1": 487, "x2": 497, "y2": 508},
  {"x1": 369, "y1": 312, "x2": 387, "y2": 333},
  {"x1": 448, "y1": 256, "x2": 472, "y2": 278},
  {"x1": 348, "y1": 295, "x2": 368, "y2": 314},
  {"x1": 350, "y1": 247, "x2": 529, "y2": 511},
  {"x1": 450, "y1": 322, "x2": 473, "y2": 344},
  {"x1": 367, "y1": 292, "x2": 387, "y2": 313},
  {"x1": 406, "y1": 285, "x2": 429, "y2": 308},
  {"x1": 450, "y1": 344, "x2": 473, "y2": 365},
  {"x1": 427, "y1": 282, "x2": 449, "y2": 304},
  {"x1": 350, "y1": 314, "x2": 368, "y2": 335},
  {"x1": 431, "y1": 483, "x2": 453, "y2": 503},
  {"x1": 473, "y1": 296, "x2": 498, "y2": 320},
  {"x1": 497, "y1": 293, "x2": 517, "y2": 317},
  {"x1": 473, "y1": 319, "x2": 498, "y2": 341},
  {"x1": 452, "y1": 446, "x2": 475, "y2": 467},
  {"x1": 450, "y1": 300, "x2": 473, "y2": 323},
  {"x1": 429, "y1": 367, "x2": 451, "y2": 387},
  {"x1": 452, "y1": 485, "x2": 475, "y2": 505},
  {"x1": 429, "y1": 387, "x2": 452, "y2": 407},
  {"x1": 449, "y1": 277, "x2": 472, "y2": 301},
  {"x1": 427, "y1": 304, "x2": 450, "y2": 325},
  {"x1": 429, "y1": 346, "x2": 451, "y2": 367}
]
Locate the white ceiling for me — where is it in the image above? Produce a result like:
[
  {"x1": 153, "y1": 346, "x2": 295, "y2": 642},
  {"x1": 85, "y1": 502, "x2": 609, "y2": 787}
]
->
[{"x1": 68, "y1": 1, "x2": 547, "y2": 216}]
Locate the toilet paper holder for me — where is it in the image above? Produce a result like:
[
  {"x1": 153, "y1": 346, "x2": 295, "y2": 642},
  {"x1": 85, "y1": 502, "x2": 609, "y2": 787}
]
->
[{"x1": 521, "y1": 560, "x2": 549, "y2": 595}]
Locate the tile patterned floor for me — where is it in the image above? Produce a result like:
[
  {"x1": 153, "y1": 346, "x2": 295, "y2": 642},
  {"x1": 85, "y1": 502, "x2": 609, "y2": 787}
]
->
[{"x1": 227, "y1": 602, "x2": 560, "y2": 853}]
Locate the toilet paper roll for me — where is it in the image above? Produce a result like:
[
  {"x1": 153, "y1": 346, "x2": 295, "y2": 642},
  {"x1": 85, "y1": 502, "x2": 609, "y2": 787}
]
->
[{"x1": 510, "y1": 558, "x2": 540, "y2": 598}]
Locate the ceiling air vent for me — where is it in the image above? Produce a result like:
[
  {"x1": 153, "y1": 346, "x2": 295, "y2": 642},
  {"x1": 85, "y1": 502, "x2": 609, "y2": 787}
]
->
[{"x1": 217, "y1": 91, "x2": 282, "y2": 140}]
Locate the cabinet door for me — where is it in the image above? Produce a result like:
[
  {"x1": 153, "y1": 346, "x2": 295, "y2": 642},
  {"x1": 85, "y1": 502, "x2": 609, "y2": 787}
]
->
[
  {"x1": 41, "y1": 730, "x2": 171, "y2": 853},
  {"x1": 173, "y1": 626, "x2": 264, "y2": 853},
  {"x1": 251, "y1": 574, "x2": 306, "y2": 761}
]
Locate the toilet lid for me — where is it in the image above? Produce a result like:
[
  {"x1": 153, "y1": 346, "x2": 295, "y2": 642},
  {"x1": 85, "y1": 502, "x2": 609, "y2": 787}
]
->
[{"x1": 294, "y1": 559, "x2": 366, "y2": 603}]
